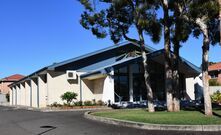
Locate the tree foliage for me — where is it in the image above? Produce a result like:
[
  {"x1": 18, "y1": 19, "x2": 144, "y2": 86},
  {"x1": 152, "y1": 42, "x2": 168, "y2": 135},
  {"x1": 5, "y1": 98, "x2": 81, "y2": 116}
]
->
[
  {"x1": 61, "y1": 92, "x2": 78, "y2": 105},
  {"x1": 78, "y1": 0, "x2": 220, "y2": 114},
  {"x1": 79, "y1": 0, "x2": 163, "y2": 112},
  {"x1": 188, "y1": 0, "x2": 220, "y2": 45},
  {"x1": 188, "y1": 0, "x2": 219, "y2": 116},
  {"x1": 79, "y1": 0, "x2": 162, "y2": 44}
]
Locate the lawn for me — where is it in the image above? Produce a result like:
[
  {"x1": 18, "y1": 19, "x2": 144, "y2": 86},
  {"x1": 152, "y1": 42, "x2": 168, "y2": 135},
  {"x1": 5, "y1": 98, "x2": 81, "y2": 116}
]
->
[{"x1": 93, "y1": 109, "x2": 221, "y2": 125}]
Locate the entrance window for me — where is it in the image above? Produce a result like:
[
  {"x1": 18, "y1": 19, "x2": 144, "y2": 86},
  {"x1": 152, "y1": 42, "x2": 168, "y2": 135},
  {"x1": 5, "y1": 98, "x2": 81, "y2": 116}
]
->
[
  {"x1": 132, "y1": 64, "x2": 147, "y2": 101},
  {"x1": 114, "y1": 67, "x2": 129, "y2": 102},
  {"x1": 114, "y1": 61, "x2": 166, "y2": 102}
]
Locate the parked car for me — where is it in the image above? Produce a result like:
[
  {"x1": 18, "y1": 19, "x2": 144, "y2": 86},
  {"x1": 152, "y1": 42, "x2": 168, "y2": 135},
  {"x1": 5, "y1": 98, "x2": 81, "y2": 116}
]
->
[{"x1": 180, "y1": 100, "x2": 203, "y2": 110}]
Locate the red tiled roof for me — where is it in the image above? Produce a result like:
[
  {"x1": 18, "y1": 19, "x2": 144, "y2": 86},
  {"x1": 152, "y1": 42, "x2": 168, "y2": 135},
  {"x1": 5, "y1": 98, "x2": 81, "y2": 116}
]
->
[
  {"x1": 209, "y1": 62, "x2": 221, "y2": 71},
  {"x1": 2, "y1": 74, "x2": 25, "y2": 81}
]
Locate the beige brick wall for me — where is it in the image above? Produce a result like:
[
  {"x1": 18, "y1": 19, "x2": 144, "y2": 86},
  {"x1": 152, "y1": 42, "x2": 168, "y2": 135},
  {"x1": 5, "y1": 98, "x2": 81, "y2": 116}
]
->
[
  {"x1": 31, "y1": 79, "x2": 38, "y2": 107},
  {"x1": 93, "y1": 78, "x2": 105, "y2": 101},
  {"x1": 47, "y1": 71, "x2": 82, "y2": 105},
  {"x1": 10, "y1": 71, "x2": 114, "y2": 108}
]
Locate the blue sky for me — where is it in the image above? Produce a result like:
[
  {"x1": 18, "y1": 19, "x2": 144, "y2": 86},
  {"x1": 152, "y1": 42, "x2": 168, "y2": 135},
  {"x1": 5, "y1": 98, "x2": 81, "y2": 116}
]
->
[{"x1": 0, "y1": 0, "x2": 220, "y2": 78}]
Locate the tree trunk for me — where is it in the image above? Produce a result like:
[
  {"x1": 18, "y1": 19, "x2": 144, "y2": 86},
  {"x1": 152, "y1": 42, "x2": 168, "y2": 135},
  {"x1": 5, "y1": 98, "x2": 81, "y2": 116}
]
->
[
  {"x1": 173, "y1": 40, "x2": 180, "y2": 112},
  {"x1": 172, "y1": 1, "x2": 183, "y2": 112},
  {"x1": 196, "y1": 18, "x2": 213, "y2": 116},
  {"x1": 162, "y1": 0, "x2": 174, "y2": 112},
  {"x1": 219, "y1": 0, "x2": 221, "y2": 44},
  {"x1": 202, "y1": 38, "x2": 213, "y2": 116},
  {"x1": 138, "y1": 30, "x2": 155, "y2": 112}
]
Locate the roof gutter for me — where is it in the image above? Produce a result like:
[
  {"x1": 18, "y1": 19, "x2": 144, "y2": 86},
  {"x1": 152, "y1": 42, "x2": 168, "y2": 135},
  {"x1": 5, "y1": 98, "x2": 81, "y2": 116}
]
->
[{"x1": 9, "y1": 67, "x2": 48, "y2": 87}]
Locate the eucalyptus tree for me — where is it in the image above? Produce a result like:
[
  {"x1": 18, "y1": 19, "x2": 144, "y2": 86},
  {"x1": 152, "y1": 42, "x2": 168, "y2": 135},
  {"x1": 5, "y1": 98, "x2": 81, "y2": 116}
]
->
[
  {"x1": 219, "y1": 0, "x2": 221, "y2": 43},
  {"x1": 188, "y1": 0, "x2": 220, "y2": 116},
  {"x1": 79, "y1": 0, "x2": 162, "y2": 112},
  {"x1": 169, "y1": 0, "x2": 192, "y2": 112},
  {"x1": 160, "y1": 0, "x2": 174, "y2": 112}
]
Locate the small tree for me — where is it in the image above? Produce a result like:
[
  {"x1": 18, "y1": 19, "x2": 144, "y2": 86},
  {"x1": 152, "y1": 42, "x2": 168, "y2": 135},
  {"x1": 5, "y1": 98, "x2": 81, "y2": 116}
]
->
[
  {"x1": 6, "y1": 93, "x2": 10, "y2": 102},
  {"x1": 61, "y1": 92, "x2": 78, "y2": 105}
]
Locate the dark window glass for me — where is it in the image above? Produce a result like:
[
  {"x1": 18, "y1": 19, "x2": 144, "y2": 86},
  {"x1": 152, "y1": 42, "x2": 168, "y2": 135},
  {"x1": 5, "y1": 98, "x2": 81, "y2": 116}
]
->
[{"x1": 114, "y1": 66, "x2": 129, "y2": 102}]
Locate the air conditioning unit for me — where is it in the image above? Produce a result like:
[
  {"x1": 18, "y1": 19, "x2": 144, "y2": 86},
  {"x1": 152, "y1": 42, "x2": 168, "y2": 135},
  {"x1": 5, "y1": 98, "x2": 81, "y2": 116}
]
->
[{"x1": 66, "y1": 70, "x2": 77, "y2": 80}]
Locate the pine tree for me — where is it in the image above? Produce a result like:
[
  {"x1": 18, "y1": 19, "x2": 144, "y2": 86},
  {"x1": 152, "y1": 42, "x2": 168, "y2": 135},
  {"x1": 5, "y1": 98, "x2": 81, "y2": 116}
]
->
[
  {"x1": 188, "y1": 0, "x2": 219, "y2": 116},
  {"x1": 79, "y1": 0, "x2": 162, "y2": 112}
]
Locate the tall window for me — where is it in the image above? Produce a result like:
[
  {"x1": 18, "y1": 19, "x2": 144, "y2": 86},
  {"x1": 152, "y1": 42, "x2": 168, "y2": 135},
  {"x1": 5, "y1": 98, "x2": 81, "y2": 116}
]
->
[
  {"x1": 114, "y1": 61, "x2": 167, "y2": 102},
  {"x1": 132, "y1": 64, "x2": 147, "y2": 101},
  {"x1": 114, "y1": 67, "x2": 129, "y2": 102}
]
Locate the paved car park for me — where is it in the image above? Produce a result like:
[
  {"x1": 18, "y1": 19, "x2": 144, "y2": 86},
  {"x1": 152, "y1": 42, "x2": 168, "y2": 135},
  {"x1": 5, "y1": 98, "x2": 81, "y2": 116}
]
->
[{"x1": 0, "y1": 106, "x2": 220, "y2": 135}]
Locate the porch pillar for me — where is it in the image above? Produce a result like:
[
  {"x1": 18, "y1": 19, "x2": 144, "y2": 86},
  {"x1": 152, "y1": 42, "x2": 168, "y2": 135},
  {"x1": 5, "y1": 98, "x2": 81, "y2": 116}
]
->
[
  {"x1": 129, "y1": 65, "x2": 134, "y2": 102},
  {"x1": 12, "y1": 87, "x2": 16, "y2": 105},
  {"x1": 25, "y1": 81, "x2": 31, "y2": 107},
  {"x1": 102, "y1": 68, "x2": 115, "y2": 104},
  {"x1": 38, "y1": 75, "x2": 47, "y2": 108},
  {"x1": 20, "y1": 83, "x2": 25, "y2": 106},
  {"x1": 37, "y1": 77, "x2": 40, "y2": 108},
  {"x1": 16, "y1": 85, "x2": 21, "y2": 105},
  {"x1": 31, "y1": 79, "x2": 38, "y2": 108},
  {"x1": 30, "y1": 80, "x2": 32, "y2": 107},
  {"x1": 10, "y1": 88, "x2": 13, "y2": 105}
]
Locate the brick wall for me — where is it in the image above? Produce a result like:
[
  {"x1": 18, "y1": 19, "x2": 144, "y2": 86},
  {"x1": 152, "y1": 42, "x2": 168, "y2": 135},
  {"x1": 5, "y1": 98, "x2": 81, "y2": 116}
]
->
[
  {"x1": 218, "y1": 73, "x2": 221, "y2": 84},
  {"x1": 0, "y1": 82, "x2": 12, "y2": 94}
]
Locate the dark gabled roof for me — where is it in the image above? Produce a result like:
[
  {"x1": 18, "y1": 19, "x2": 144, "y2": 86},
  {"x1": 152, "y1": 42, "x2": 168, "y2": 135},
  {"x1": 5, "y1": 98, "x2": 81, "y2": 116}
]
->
[
  {"x1": 48, "y1": 41, "x2": 156, "y2": 70},
  {"x1": 8, "y1": 67, "x2": 48, "y2": 87},
  {"x1": 81, "y1": 49, "x2": 201, "y2": 79},
  {"x1": 81, "y1": 50, "x2": 163, "y2": 78},
  {"x1": 9, "y1": 41, "x2": 154, "y2": 87},
  {"x1": 180, "y1": 57, "x2": 201, "y2": 73},
  {"x1": 81, "y1": 56, "x2": 141, "y2": 79},
  {"x1": 9, "y1": 41, "x2": 200, "y2": 86}
]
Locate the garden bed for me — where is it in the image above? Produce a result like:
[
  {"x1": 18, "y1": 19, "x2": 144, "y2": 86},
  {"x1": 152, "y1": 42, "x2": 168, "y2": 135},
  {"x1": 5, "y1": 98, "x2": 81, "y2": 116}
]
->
[{"x1": 48, "y1": 105, "x2": 108, "y2": 110}]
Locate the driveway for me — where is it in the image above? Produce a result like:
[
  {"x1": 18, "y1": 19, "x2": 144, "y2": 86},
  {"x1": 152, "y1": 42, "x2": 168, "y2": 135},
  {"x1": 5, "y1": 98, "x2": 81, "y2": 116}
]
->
[{"x1": 0, "y1": 106, "x2": 220, "y2": 135}]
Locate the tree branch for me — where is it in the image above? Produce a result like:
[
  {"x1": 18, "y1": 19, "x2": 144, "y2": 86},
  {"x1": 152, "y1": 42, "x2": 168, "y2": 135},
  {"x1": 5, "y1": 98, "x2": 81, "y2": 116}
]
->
[
  {"x1": 120, "y1": 26, "x2": 140, "y2": 44},
  {"x1": 128, "y1": 0, "x2": 135, "y2": 11}
]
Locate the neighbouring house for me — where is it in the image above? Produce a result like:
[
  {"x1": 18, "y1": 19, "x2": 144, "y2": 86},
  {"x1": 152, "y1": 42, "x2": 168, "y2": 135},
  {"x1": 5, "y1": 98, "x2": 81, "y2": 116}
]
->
[
  {"x1": 208, "y1": 62, "x2": 221, "y2": 84},
  {"x1": 0, "y1": 74, "x2": 24, "y2": 103},
  {"x1": 0, "y1": 74, "x2": 24, "y2": 94},
  {"x1": 185, "y1": 62, "x2": 221, "y2": 101},
  {"x1": 9, "y1": 42, "x2": 200, "y2": 108},
  {"x1": 208, "y1": 62, "x2": 221, "y2": 94}
]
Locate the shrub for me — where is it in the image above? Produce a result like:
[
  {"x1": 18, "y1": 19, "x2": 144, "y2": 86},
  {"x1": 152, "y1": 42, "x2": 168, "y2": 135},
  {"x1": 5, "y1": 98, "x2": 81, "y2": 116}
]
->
[
  {"x1": 84, "y1": 100, "x2": 93, "y2": 106},
  {"x1": 209, "y1": 79, "x2": 221, "y2": 86},
  {"x1": 74, "y1": 101, "x2": 83, "y2": 106},
  {"x1": 63, "y1": 102, "x2": 75, "y2": 107},
  {"x1": 92, "y1": 99, "x2": 96, "y2": 105},
  {"x1": 51, "y1": 102, "x2": 62, "y2": 107},
  {"x1": 211, "y1": 91, "x2": 221, "y2": 104},
  {"x1": 61, "y1": 92, "x2": 78, "y2": 105},
  {"x1": 96, "y1": 100, "x2": 105, "y2": 106}
]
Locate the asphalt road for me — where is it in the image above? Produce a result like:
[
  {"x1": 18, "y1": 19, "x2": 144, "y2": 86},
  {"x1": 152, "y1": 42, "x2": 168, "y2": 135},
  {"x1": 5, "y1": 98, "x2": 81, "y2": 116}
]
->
[{"x1": 0, "y1": 106, "x2": 220, "y2": 135}]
